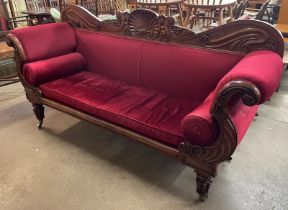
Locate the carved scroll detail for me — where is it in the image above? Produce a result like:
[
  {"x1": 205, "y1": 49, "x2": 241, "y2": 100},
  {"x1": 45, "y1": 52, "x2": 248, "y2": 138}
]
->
[
  {"x1": 6, "y1": 34, "x2": 42, "y2": 104},
  {"x1": 164, "y1": 16, "x2": 195, "y2": 41},
  {"x1": 61, "y1": 5, "x2": 101, "y2": 30},
  {"x1": 179, "y1": 81, "x2": 261, "y2": 164},
  {"x1": 61, "y1": 5, "x2": 284, "y2": 56},
  {"x1": 191, "y1": 22, "x2": 284, "y2": 56}
]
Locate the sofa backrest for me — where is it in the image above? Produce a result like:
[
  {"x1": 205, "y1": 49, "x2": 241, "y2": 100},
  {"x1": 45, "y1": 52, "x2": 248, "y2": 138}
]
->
[
  {"x1": 76, "y1": 29, "x2": 244, "y2": 102},
  {"x1": 11, "y1": 23, "x2": 76, "y2": 63}
]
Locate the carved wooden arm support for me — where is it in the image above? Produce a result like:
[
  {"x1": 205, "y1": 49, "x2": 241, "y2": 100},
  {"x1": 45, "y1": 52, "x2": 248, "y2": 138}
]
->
[
  {"x1": 179, "y1": 80, "x2": 260, "y2": 165},
  {"x1": 6, "y1": 34, "x2": 42, "y2": 104},
  {"x1": 179, "y1": 50, "x2": 283, "y2": 165}
]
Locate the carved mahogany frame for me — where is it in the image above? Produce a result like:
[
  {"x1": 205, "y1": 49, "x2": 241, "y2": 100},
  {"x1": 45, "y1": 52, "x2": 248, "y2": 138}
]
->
[{"x1": 6, "y1": 5, "x2": 283, "y2": 201}]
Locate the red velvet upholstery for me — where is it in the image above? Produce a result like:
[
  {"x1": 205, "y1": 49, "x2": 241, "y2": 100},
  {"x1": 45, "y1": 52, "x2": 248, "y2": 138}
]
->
[
  {"x1": 76, "y1": 30, "x2": 244, "y2": 101},
  {"x1": 40, "y1": 71, "x2": 201, "y2": 146},
  {"x1": 230, "y1": 100, "x2": 258, "y2": 144},
  {"x1": 76, "y1": 30, "x2": 142, "y2": 85},
  {"x1": 12, "y1": 24, "x2": 283, "y2": 147},
  {"x1": 182, "y1": 50, "x2": 283, "y2": 145},
  {"x1": 23, "y1": 53, "x2": 86, "y2": 86},
  {"x1": 181, "y1": 91, "x2": 218, "y2": 145},
  {"x1": 214, "y1": 50, "x2": 283, "y2": 103},
  {"x1": 182, "y1": 90, "x2": 259, "y2": 145},
  {"x1": 11, "y1": 23, "x2": 76, "y2": 62},
  {"x1": 139, "y1": 41, "x2": 243, "y2": 101}
]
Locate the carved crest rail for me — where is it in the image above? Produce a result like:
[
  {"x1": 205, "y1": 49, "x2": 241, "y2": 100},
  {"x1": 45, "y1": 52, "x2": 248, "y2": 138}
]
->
[{"x1": 61, "y1": 4, "x2": 284, "y2": 57}]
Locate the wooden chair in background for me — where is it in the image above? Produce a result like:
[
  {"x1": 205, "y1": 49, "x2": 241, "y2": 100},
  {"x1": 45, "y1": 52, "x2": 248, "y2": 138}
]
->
[
  {"x1": 186, "y1": 0, "x2": 237, "y2": 30},
  {"x1": 81, "y1": 0, "x2": 98, "y2": 15},
  {"x1": 81, "y1": 0, "x2": 115, "y2": 16},
  {"x1": 25, "y1": 0, "x2": 48, "y2": 11},
  {"x1": 244, "y1": 0, "x2": 270, "y2": 20},
  {"x1": 115, "y1": 0, "x2": 127, "y2": 11},
  {"x1": 233, "y1": 0, "x2": 248, "y2": 19}
]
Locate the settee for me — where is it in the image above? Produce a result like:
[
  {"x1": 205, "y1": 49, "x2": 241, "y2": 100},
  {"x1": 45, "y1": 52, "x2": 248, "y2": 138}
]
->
[{"x1": 7, "y1": 5, "x2": 284, "y2": 201}]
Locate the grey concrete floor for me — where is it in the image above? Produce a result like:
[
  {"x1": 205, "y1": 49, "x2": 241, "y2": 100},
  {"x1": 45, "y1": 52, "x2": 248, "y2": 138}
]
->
[{"x1": 1, "y1": 71, "x2": 288, "y2": 210}]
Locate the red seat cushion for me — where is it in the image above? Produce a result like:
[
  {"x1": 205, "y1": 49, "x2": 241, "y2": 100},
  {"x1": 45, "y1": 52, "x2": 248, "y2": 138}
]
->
[
  {"x1": 39, "y1": 71, "x2": 202, "y2": 146},
  {"x1": 23, "y1": 52, "x2": 86, "y2": 86}
]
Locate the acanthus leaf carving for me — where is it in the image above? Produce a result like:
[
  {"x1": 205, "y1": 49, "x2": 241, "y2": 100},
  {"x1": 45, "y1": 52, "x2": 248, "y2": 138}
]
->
[{"x1": 190, "y1": 20, "x2": 284, "y2": 56}]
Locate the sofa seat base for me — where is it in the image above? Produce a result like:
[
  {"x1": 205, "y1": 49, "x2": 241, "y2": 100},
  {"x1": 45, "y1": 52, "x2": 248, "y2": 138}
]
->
[{"x1": 39, "y1": 71, "x2": 202, "y2": 146}]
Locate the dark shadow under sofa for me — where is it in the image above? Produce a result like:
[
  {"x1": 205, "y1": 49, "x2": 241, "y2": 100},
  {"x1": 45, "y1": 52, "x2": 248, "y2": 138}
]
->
[{"x1": 7, "y1": 5, "x2": 284, "y2": 201}]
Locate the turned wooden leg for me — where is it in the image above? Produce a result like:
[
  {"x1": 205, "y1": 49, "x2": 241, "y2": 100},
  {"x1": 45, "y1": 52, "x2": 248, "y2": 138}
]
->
[
  {"x1": 32, "y1": 104, "x2": 44, "y2": 129},
  {"x1": 196, "y1": 174, "x2": 213, "y2": 201}
]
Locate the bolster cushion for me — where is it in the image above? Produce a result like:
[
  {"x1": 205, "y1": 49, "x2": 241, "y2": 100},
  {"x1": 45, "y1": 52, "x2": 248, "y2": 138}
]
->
[
  {"x1": 182, "y1": 50, "x2": 283, "y2": 146},
  {"x1": 214, "y1": 50, "x2": 283, "y2": 103},
  {"x1": 23, "y1": 52, "x2": 87, "y2": 86},
  {"x1": 181, "y1": 91, "x2": 218, "y2": 146},
  {"x1": 181, "y1": 90, "x2": 259, "y2": 145}
]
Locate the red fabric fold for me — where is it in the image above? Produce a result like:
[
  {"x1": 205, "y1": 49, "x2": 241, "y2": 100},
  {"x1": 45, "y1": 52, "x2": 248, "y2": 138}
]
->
[{"x1": 40, "y1": 71, "x2": 201, "y2": 146}]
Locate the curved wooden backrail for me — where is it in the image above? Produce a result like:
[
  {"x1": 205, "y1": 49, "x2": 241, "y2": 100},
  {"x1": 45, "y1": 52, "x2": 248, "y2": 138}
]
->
[{"x1": 61, "y1": 4, "x2": 284, "y2": 57}]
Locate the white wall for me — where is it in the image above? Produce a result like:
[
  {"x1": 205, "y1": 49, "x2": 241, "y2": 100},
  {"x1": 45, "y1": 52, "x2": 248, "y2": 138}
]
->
[{"x1": 13, "y1": 0, "x2": 27, "y2": 17}]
